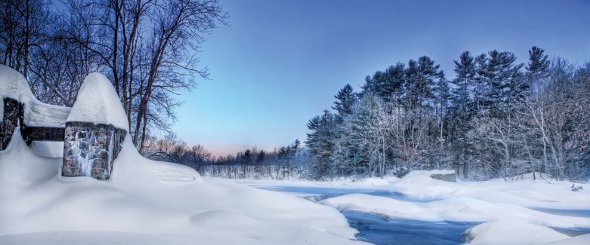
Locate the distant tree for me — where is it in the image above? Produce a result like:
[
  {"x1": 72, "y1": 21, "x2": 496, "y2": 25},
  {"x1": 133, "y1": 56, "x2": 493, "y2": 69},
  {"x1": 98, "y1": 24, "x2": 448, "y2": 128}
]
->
[
  {"x1": 243, "y1": 149, "x2": 252, "y2": 164},
  {"x1": 256, "y1": 150, "x2": 266, "y2": 164}
]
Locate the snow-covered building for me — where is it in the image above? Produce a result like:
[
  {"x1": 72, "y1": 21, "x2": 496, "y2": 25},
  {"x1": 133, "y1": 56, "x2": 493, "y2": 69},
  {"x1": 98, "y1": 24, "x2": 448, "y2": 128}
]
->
[{"x1": 0, "y1": 65, "x2": 126, "y2": 180}]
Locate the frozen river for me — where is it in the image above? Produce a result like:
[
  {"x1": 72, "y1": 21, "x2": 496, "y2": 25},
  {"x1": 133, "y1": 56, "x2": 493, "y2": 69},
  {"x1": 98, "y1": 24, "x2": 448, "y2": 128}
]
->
[{"x1": 253, "y1": 184, "x2": 590, "y2": 245}]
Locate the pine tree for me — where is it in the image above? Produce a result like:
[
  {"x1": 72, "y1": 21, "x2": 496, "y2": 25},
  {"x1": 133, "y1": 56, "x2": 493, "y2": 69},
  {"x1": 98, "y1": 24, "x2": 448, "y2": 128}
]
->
[
  {"x1": 526, "y1": 46, "x2": 550, "y2": 80},
  {"x1": 434, "y1": 78, "x2": 450, "y2": 169},
  {"x1": 362, "y1": 63, "x2": 406, "y2": 103},
  {"x1": 344, "y1": 93, "x2": 388, "y2": 176},
  {"x1": 404, "y1": 56, "x2": 444, "y2": 110},
  {"x1": 306, "y1": 110, "x2": 336, "y2": 179},
  {"x1": 449, "y1": 51, "x2": 477, "y2": 178},
  {"x1": 332, "y1": 84, "x2": 356, "y2": 122},
  {"x1": 482, "y1": 50, "x2": 524, "y2": 114}
]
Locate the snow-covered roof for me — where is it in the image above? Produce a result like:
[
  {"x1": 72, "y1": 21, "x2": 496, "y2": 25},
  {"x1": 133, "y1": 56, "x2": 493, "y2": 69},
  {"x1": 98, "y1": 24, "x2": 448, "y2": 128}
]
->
[
  {"x1": 0, "y1": 65, "x2": 71, "y2": 127},
  {"x1": 0, "y1": 65, "x2": 35, "y2": 102},
  {"x1": 67, "y1": 73, "x2": 129, "y2": 130},
  {"x1": 25, "y1": 100, "x2": 71, "y2": 127}
]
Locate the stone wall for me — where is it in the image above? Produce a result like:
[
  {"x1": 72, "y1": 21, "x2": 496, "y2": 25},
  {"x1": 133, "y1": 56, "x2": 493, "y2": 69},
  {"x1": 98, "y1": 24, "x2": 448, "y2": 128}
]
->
[
  {"x1": 1, "y1": 67, "x2": 129, "y2": 182},
  {"x1": 62, "y1": 122, "x2": 126, "y2": 180},
  {"x1": 1, "y1": 98, "x2": 24, "y2": 150}
]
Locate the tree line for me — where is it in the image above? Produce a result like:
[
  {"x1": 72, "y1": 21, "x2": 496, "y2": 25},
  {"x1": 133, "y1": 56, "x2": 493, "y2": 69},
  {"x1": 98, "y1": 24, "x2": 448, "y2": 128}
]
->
[
  {"x1": 306, "y1": 47, "x2": 590, "y2": 180},
  {"x1": 0, "y1": 0, "x2": 227, "y2": 151},
  {"x1": 143, "y1": 135, "x2": 311, "y2": 179},
  {"x1": 102, "y1": 46, "x2": 590, "y2": 182},
  {"x1": 199, "y1": 139, "x2": 311, "y2": 179}
]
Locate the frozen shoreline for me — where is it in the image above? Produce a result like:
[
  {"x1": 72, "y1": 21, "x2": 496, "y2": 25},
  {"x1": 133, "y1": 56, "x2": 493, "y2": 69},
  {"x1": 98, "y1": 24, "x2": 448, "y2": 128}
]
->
[{"x1": 226, "y1": 171, "x2": 590, "y2": 244}]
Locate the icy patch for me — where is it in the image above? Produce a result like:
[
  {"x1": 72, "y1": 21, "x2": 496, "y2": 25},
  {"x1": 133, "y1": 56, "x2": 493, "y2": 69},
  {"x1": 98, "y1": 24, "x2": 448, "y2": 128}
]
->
[{"x1": 66, "y1": 73, "x2": 128, "y2": 130}]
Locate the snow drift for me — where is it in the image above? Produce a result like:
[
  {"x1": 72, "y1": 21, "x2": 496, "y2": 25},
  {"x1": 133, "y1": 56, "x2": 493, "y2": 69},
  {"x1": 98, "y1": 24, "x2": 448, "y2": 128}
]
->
[
  {"x1": 316, "y1": 170, "x2": 590, "y2": 244},
  {"x1": 0, "y1": 129, "x2": 362, "y2": 244}
]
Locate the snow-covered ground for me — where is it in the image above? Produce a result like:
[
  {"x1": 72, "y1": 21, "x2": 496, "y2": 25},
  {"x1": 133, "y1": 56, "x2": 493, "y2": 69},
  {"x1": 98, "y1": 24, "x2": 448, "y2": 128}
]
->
[
  {"x1": 3, "y1": 127, "x2": 589, "y2": 245},
  {"x1": 2, "y1": 131, "x2": 589, "y2": 244},
  {"x1": 235, "y1": 171, "x2": 590, "y2": 244},
  {"x1": 0, "y1": 131, "x2": 362, "y2": 244}
]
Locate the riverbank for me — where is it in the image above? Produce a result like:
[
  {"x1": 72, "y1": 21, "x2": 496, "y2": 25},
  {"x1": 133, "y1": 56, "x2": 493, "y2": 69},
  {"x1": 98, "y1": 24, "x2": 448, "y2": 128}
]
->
[{"x1": 219, "y1": 171, "x2": 590, "y2": 244}]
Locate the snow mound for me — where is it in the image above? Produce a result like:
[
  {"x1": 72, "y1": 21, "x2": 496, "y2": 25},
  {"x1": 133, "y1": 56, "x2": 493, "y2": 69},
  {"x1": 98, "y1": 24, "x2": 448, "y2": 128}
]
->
[
  {"x1": 66, "y1": 73, "x2": 128, "y2": 130},
  {"x1": 389, "y1": 170, "x2": 590, "y2": 210},
  {"x1": 0, "y1": 65, "x2": 35, "y2": 102},
  {"x1": 465, "y1": 220, "x2": 568, "y2": 245},
  {"x1": 321, "y1": 194, "x2": 441, "y2": 221},
  {"x1": 0, "y1": 65, "x2": 70, "y2": 126},
  {"x1": 0, "y1": 129, "x2": 361, "y2": 244},
  {"x1": 392, "y1": 170, "x2": 460, "y2": 200},
  {"x1": 0, "y1": 231, "x2": 198, "y2": 245},
  {"x1": 321, "y1": 194, "x2": 590, "y2": 228},
  {"x1": 0, "y1": 129, "x2": 59, "y2": 189},
  {"x1": 547, "y1": 234, "x2": 590, "y2": 245},
  {"x1": 109, "y1": 136, "x2": 202, "y2": 183}
]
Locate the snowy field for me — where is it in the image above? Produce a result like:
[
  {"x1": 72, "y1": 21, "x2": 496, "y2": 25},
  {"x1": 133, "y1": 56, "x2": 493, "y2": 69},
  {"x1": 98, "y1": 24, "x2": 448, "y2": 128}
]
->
[
  {"x1": 0, "y1": 131, "x2": 363, "y2": 245},
  {"x1": 1, "y1": 127, "x2": 589, "y2": 244},
  {"x1": 232, "y1": 171, "x2": 590, "y2": 244},
  {"x1": 0, "y1": 67, "x2": 360, "y2": 244},
  {"x1": 1, "y1": 129, "x2": 590, "y2": 244}
]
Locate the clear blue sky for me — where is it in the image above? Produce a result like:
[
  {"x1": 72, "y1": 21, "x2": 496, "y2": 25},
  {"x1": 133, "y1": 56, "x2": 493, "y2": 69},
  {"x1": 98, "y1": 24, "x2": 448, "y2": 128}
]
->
[{"x1": 172, "y1": 0, "x2": 590, "y2": 156}]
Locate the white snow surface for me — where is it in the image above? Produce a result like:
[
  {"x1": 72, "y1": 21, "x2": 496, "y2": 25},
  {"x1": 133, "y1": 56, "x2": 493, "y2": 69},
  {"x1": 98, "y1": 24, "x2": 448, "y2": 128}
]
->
[
  {"x1": 0, "y1": 65, "x2": 35, "y2": 104},
  {"x1": 29, "y1": 141, "x2": 64, "y2": 158},
  {"x1": 66, "y1": 73, "x2": 128, "y2": 130},
  {"x1": 321, "y1": 194, "x2": 590, "y2": 228},
  {"x1": 465, "y1": 220, "x2": 570, "y2": 245},
  {"x1": 318, "y1": 170, "x2": 590, "y2": 244},
  {"x1": 0, "y1": 65, "x2": 71, "y2": 127},
  {"x1": 243, "y1": 170, "x2": 590, "y2": 244},
  {"x1": 0, "y1": 130, "x2": 362, "y2": 244}
]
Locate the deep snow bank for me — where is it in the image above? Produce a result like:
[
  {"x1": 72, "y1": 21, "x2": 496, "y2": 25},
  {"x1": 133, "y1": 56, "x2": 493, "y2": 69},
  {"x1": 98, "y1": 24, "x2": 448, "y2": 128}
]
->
[
  {"x1": 0, "y1": 130, "x2": 362, "y2": 244},
  {"x1": 465, "y1": 220, "x2": 569, "y2": 245},
  {"x1": 319, "y1": 170, "x2": 590, "y2": 244},
  {"x1": 321, "y1": 194, "x2": 590, "y2": 228},
  {"x1": 392, "y1": 170, "x2": 590, "y2": 210},
  {"x1": 466, "y1": 220, "x2": 590, "y2": 244}
]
